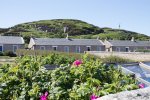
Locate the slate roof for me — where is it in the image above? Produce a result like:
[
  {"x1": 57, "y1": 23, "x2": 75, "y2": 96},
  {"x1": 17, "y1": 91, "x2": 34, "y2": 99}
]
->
[
  {"x1": 32, "y1": 38, "x2": 104, "y2": 46},
  {"x1": 0, "y1": 36, "x2": 24, "y2": 44},
  {"x1": 108, "y1": 40, "x2": 150, "y2": 46}
]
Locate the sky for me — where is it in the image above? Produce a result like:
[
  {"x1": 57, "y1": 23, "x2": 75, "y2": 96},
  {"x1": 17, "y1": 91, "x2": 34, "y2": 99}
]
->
[{"x1": 0, "y1": 0, "x2": 150, "y2": 36}]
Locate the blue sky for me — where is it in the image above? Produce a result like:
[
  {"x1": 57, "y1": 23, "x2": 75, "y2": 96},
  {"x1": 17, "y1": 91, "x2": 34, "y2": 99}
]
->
[{"x1": 0, "y1": 0, "x2": 150, "y2": 36}]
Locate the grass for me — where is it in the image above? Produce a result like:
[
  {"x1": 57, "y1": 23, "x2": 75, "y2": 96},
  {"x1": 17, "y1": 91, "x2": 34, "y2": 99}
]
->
[
  {"x1": 0, "y1": 56, "x2": 12, "y2": 59},
  {"x1": 0, "y1": 56, "x2": 16, "y2": 65}
]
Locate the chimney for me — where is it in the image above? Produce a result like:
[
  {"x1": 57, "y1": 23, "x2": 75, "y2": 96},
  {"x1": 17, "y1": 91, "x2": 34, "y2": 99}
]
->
[
  {"x1": 66, "y1": 33, "x2": 69, "y2": 39},
  {"x1": 64, "y1": 27, "x2": 67, "y2": 33},
  {"x1": 131, "y1": 37, "x2": 135, "y2": 41}
]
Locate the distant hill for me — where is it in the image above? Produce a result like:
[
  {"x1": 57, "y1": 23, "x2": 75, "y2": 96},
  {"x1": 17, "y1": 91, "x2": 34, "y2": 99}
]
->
[{"x1": 0, "y1": 19, "x2": 149, "y2": 43}]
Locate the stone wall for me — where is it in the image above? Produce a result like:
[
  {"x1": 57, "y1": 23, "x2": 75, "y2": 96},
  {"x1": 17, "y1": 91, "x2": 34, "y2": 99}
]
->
[
  {"x1": 87, "y1": 51, "x2": 150, "y2": 62},
  {"x1": 100, "y1": 87, "x2": 150, "y2": 100}
]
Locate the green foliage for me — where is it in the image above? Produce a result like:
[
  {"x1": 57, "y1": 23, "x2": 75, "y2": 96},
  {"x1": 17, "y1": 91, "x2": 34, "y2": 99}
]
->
[
  {"x1": 101, "y1": 55, "x2": 133, "y2": 63},
  {"x1": 0, "y1": 19, "x2": 149, "y2": 44},
  {"x1": 0, "y1": 51, "x2": 3, "y2": 56},
  {"x1": 0, "y1": 54, "x2": 138, "y2": 99},
  {"x1": 16, "y1": 50, "x2": 82, "y2": 59},
  {"x1": 135, "y1": 49, "x2": 150, "y2": 52},
  {"x1": 3, "y1": 51, "x2": 17, "y2": 57}
]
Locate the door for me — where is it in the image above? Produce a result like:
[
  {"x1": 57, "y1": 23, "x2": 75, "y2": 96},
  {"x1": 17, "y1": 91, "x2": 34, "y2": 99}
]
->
[
  {"x1": 76, "y1": 46, "x2": 80, "y2": 53},
  {"x1": 0, "y1": 46, "x2": 2, "y2": 52},
  {"x1": 87, "y1": 46, "x2": 91, "y2": 51},
  {"x1": 64, "y1": 46, "x2": 69, "y2": 52},
  {"x1": 52, "y1": 46, "x2": 57, "y2": 51},
  {"x1": 13, "y1": 45, "x2": 18, "y2": 53},
  {"x1": 125, "y1": 47, "x2": 129, "y2": 52}
]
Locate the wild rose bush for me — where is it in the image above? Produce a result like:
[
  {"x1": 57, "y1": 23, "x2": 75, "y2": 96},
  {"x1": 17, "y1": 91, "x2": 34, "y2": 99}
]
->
[{"x1": 0, "y1": 54, "x2": 139, "y2": 99}]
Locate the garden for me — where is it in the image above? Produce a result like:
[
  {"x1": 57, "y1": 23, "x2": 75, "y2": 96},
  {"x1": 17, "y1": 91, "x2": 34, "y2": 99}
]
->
[{"x1": 0, "y1": 53, "x2": 141, "y2": 100}]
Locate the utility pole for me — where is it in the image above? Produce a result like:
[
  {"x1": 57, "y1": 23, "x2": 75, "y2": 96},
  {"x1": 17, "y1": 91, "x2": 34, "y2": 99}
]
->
[{"x1": 119, "y1": 24, "x2": 121, "y2": 30}]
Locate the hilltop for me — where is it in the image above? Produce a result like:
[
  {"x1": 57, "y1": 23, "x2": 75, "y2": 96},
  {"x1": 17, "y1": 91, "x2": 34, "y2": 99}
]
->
[{"x1": 0, "y1": 19, "x2": 149, "y2": 43}]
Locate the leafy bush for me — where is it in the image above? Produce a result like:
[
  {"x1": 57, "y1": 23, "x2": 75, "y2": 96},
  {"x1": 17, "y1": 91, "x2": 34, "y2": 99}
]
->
[
  {"x1": 0, "y1": 54, "x2": 138, "y2": 99},
  {"x1": 0, "y1": 51, "x2": 3, "y2": 56},
  {"x1": 16, "y1": 49, "x2": 82, "y2": 58},
  {"x1": 102, "y1": 55, "x2": 133, "y2": 63},
  {"x1": 3, "y1": 51, "x2": 17, "y2": 57},
  {"x1": 135, "y1": 49, "x2": 150, "y2": 52}
]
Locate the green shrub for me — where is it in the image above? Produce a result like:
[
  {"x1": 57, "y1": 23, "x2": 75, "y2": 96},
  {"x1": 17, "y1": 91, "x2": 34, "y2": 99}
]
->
[
  {"x1": 136, "y1": 49, "x2": 150, "y2": 52},
  {"x1": 0, "y1": 54, "x2": 138, "y2": 99},
  {"x1": 0, "y1": 51, "x2": 3, "y2": 56},
  {"x1": 101, "y1": 55, "x2": 132, "y2": 63},
  {"x1": 3, "y1": 51, "x2": 17, "y2": 57}
]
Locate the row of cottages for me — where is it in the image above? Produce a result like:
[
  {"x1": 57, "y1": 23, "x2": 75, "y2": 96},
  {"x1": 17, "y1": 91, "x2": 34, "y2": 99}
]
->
[
  {"x1": 1, "y1": 36, "x2": 150, "y2": 53},
  {"x1": 104, "y1": 39, "x2": 150, "y2": 52},
  {"x1": 28, "y1": 37, "x2": 105, "y2": 53},
  {"x1": 0, "y1": 36, "x2": 24, "y2": 52}
]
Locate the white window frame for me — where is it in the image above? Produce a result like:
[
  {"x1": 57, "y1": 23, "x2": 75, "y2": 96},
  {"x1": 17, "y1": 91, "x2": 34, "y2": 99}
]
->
[
  {"x1": 0, "y1": 44, "x2": 3, "y2": 52},
  {"x1": 13, "y1": 45, "x2": 18, "y2": 53},
  {"x1": 52, "y1": 46, "x2": 58, "y2": 51},
  {"x1": 86, "y1": 46, "x2": 91, "y2": 51},
  {"x1": 40, "y1": 46, "x2": 45, "y2": 50},
  {"x1": 76, "y1": 46, "x2": 80, "y2": 53},
  {"x1": 64, "y1": 46, "x2": 69, "y2": 52}
]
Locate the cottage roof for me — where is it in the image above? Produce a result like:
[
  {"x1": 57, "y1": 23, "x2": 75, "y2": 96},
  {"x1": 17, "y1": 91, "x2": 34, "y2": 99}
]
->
[
  {"x1": 32, "y1": 38, "x2": 104, "y2": 46},
  {"x1": 108, "y1": 40, "x2": 150, "y2": 46},
  {"x1": 0, "y1": 36, "x2": 24, "y2": 44}
]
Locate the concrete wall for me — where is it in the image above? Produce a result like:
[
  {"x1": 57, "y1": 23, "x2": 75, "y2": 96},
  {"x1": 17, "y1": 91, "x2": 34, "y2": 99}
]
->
[{"x1": 33, "y1": 45, "x2": 105, "y2": 53}]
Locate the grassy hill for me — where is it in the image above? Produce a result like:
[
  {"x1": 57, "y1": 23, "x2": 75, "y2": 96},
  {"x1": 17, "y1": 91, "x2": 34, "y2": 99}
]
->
[{"x1": 0, "y1": 19, "x2": 149, "y2": 43}]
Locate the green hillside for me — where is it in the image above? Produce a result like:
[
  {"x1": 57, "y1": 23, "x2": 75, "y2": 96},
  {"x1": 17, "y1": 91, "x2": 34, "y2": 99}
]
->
[{"x1": 0, "y1": 19, "x2": 149, "y2": 43}]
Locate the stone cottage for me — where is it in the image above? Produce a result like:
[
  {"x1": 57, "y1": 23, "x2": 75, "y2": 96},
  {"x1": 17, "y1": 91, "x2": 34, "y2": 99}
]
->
[
  {"x1": 28, "y1": 37, "x2": 105, "y2": 53},
  {"x1": 104, "y1": 38, "x2": 150, "y2": 52},
  {"x1": 0, "y1": 36, "x2": 25, "y2": 53}
]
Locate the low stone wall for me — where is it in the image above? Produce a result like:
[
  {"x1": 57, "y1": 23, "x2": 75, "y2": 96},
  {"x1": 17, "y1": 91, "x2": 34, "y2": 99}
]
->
[
  {"x1": 100, "y1": 87, "x2": 150, "y2": 100},
  {"x1": 87, "y1": 51, "x2": 150, "y2": 62}
]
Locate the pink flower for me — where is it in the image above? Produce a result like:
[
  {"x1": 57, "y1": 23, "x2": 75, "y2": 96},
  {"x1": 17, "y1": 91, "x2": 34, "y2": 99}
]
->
[
  {"x1": 40, "y1": 92, "x2": 48, "y2": 100},
  {"x1": 139, "y1": 83, "x2": 145, "y2": 88},
  {"x1": 73, "y1": 60, "x2": 82, "y2": 66},
  {"x1": 90, "y1": 94, "x2": 99, "y2": 100}
]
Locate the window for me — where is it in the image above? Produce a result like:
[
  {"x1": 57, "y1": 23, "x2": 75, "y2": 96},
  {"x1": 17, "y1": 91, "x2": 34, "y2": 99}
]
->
[
  {"x1": 76, "y1": 46, "x2": 80, "y2": 53},
  {"x1": 125, "y1": 47, "x2": 129, "y2": 52},
  {"x1": 64, "y1": 46, "x2": 69, "y2": 52},
  {"x1": 134, "y1": 47, "x2": 138, "y2": 52},
  {"x1": 97, "y1": 46, "x2": 101, "y2": 51},
  {"x1": 145, "y1": 47, "x2": 147, "y2": 50},
  {"x1": 116, "y1": 47, "x2": 120, "y2": 52},
  {"x1": 0, "y1": 45, "x2": 3, "y2": 52},
  {"x1": 52, "y1": 46, "x2": 57, "y2": 51},
  {"x1": 13, "y1": 45, "x2": 18, "y2": 53},
  {"x1": 40, "y1": 46, "x2": 45, "y2": 50},
  {"x1": 86, "y1": 46, "x2": 91, "y2": 51}
]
